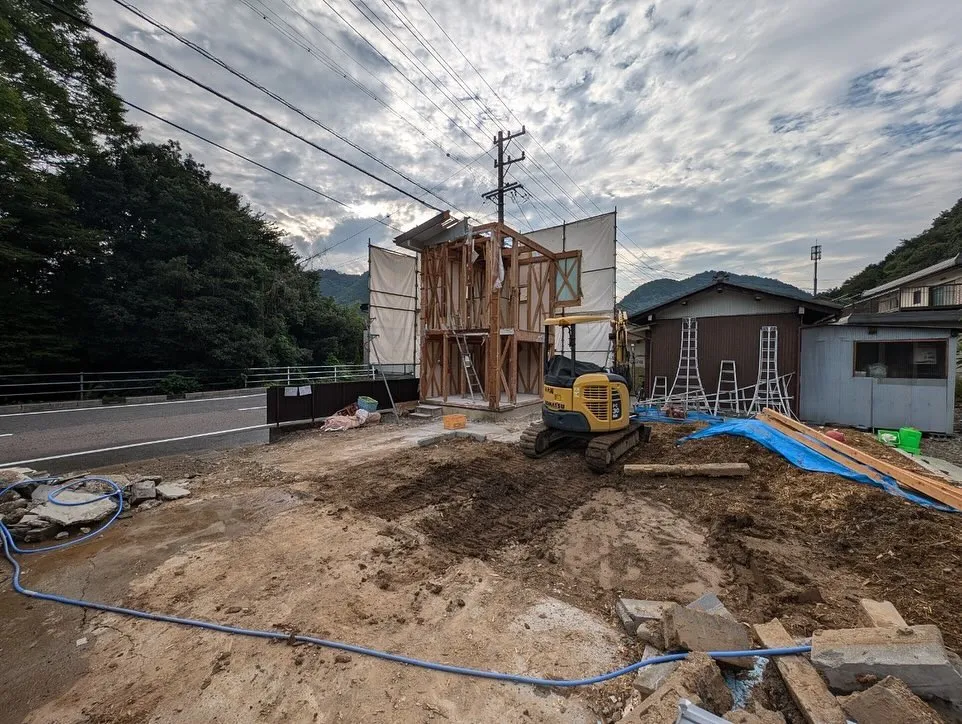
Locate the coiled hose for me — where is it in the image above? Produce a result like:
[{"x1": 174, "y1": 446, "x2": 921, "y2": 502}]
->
[{"x1": 1, "y1": 476, "x2": 812, "y2": 687}]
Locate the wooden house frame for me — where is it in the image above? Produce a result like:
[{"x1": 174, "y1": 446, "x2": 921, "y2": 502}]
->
[{"x1": 396, "y1": 213, "x2": 581, "y2": 411}]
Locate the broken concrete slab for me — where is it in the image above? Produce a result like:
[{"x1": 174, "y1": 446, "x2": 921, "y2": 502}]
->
[
  {"x1": 615, "y1": 599, "x2": 672, "y2": 635},
  {"x1": 753, "y1": 619, "x2": 846, "y2": 724},
  {"x1": 32, "y1": 490, "x2": 118, "y2": 526},
  {"x1": 723, "y1": 705, "x2": 786, "y2": 724},
  {"x1": 0, "y1": 467, "x2": 40, "y2": 485},
  {"x1": 129, "y1": 480, "x2": 156, "y2": 505},
  {"x1": 623, "y1": 685, "x2": 702, "y2": 723},
  {"x1": 840, "y1": 676, "x2": 942, "y2": 723},
  {"x1": 660, "y1": 652, "x2": 733, "y2": 715},
  {"x1": 30, "y1": 484, "x2": 56, "y2": 503},
  {"x1": 859, "y1": 599, "x2": 908, "y2": 629},
  {"x1": 687, "y1": 592, "x2": 735, "y2": 620},
  {"x1": 811, "y1": 625, "x2": 962, "y2": 701},
  {"x1": 633, "y1": 645, "x2": 680, "y2": 697},
  {"x1": 155, "y1": 484, "x2": 190, "y2": 501},
  {"x1": 662, "y1": 604, "x2": 753, "y2": 668}
]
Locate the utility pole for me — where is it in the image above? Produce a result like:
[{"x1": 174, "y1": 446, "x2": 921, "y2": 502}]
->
[
  {"x1": 811, "y1": 242, "x2": 822, "y2": 296},
  {"x1": 482, "y1": 127, "x2": 526, "y2": 224}
]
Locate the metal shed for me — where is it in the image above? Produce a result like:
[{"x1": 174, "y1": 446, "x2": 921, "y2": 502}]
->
[{"x1": 800, "y1": 313, "x2": 960, "y2": 434}]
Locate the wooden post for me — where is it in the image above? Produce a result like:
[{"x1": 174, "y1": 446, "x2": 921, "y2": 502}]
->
[
  {"x1": 487, "y1": 230, "x2": 501, "y2": 410},
  {"x1": 442, "y1": 333, "x2": 449, "y2": 402}
]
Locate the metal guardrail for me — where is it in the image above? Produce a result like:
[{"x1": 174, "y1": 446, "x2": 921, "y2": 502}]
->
[{"x1": 0, "y1": 364, "x2": 418, "y2": 404}]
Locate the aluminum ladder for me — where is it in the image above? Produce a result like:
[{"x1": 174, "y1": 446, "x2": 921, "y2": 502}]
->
[
  {"x1": 453, "y1": 331, "x2": 483, "y2": 402},
  {"x1": 713, "y1": 360, "x2": 740, "y2": 416},
  {"x1": 668, "y1": 317, "x2": 710, "y2": 410},
  {"x1": 748, "y1": 326, "x2": 789, "y2": 414}
]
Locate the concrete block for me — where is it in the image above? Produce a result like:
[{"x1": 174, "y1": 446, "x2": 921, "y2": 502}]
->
[
  {"x1": 615, "y1": 599, "x2": 672, "y2": 635},
  {"x1": 453, "y1": 430, "x2": 487, "y2": 442},
  {"x1": 129, "y1": 480, "x2": 156, "y2": 505},
  {"x1": 416, "y1": 432, "x2": 457, "y2": 447},
  {"x1": 633, "y1": 645, "x2": 680, "y2": 697},
  {"x1": 662, "y1": 604, "x2": 753, "y2": 669},
  {"x1": 723, "y1": 706, "x2": 786, "y2": 723},
  {"x1": 33, "y1": 490, "x2": 117, "y2": 526},
  {"x1": 859, "y1": 599, "x2": 908, "y2": 629},
  {"x1": 811, "y1": 625, "x2": 962, "y2": 701},
  {"x1": 637, "y1": 621, "x2": 665, "y2": 649},
  {"x1": 840, "y1": 676, "x2": 942, "y2": 723}
]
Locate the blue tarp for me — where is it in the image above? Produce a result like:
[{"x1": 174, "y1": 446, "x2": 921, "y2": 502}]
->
[
  {"x1": 632, "y1": 405, "x2": 724, "y2": 425},
  {"x1": 679, "y1": 419, "x2": 957, "y2": 512}
]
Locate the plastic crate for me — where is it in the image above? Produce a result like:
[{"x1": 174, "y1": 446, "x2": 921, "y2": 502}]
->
[
  {"x1": 357, "y1": 396, "x2": 378, "y2": 413},
  {"x1": 443, "y1": 414, "x2": 467, "y2": 430},
  {"x1": 898, "y1": 427, "x2": 922, "y2": 454}
]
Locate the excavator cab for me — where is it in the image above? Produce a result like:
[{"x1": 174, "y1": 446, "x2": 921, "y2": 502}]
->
[{"x1": 521, "y1": 315, "x2": 649, "y2": 471}]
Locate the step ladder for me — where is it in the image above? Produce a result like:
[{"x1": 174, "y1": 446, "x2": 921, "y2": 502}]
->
[
  {"x1": 650, "y1": 375, "x2": 668, "y2": 405},
  {"x1": 748, "y1": 326, "x2": 789, "y2": 415},
  {"x1": 668, "y1": 318, "x2": 711, "y2": 410},
  {"x1": 454, "y1": 331, "x2": 483, "y2": 402},
  {"x1": 713, "y1": 360, "x2": 740, "y2": 416}
]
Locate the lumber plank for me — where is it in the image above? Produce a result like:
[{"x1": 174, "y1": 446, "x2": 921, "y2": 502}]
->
[
  {"x1": 623, "y1": 463, "x2": 750, "y2": 477},
  {"x1": 758, "y1": 413, "x2": 885, "y2": 484},
  {"x1": 762, "y1": 409, "x2": 962, "y2": 510},
  {"x1": 753, "y1": 619, "x2": 847, "y2": 724}
]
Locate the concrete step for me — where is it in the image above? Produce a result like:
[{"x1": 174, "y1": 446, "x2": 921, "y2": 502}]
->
[
  {"x1": 415, "y1": 404, "x2": 443, "y2": 417},
  {"x1": 409, "y1": 412, "x2": 434, "y2": 420}
]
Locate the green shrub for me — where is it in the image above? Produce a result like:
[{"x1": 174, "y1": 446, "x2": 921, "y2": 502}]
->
[{"x1": 157, "y1": 373, "x2": 201, "y2": 397}]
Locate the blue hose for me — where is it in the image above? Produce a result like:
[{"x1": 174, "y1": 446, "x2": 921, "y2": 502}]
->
[{"x1": 1, "y1": 476, "x2": 812, "y2": 687}]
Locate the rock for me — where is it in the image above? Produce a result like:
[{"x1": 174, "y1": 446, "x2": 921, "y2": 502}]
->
[
  {"x1": 2, "y1": 507, "x2": 28, "y2": 525},
  {"x1": 136, "y1": 475, "x2": 162, "y2": 484},
  {"x1": 426, "y1": 582, "x2": 443, "y2": 595},
  {"x1": 30, "y1": 484, "x2": 56, "y2": 503},
  {"x1": 0, "y1": 498, "x2": 29, "y2": 515},
  {"x1": 55, "y1": 531, "x2": 69, "y2": 540},
  {"x1": 633, "y1": 645, "x2": 680, "y2": 697},
  {"x1": 0, "y1": 467, "x2": 40, "y2": 485},
  {"x1": 83, "y1": 478, "x2": 120, "y2": 495},
  {"x1": 79, "y1": 527, "x2": 90, "y2": 534},
  {"x1": 687, "y1": 592, "x2": 735, "y2": 619},
  {"x1": 0, "y1": 489, "x2": 22, "y2": 504},
  {"x1": 628, "y1": 653, "x2": 732, "y2": 720},
  {"x1": 661, "y1": 604, "x2": 753, "y2": 669},
  {"x1": 859, "y1": 599, "x2": 908, "y2": 629},
  {"x1": 225, "y1": 606, "x2": 241, "y2": 614},
  {"x1": 840, "y1": 676, "x2": 942, "y2": 723},
  {"x1": 636, "y1": 621, "x2": 665, "y2": 649},
  {"x1": 136, "y1": 499, "x2": 162, "y2": 511},
  {"x1": 623, "y1": 685, "x2": 701, "y2": 723},
  {"x1": 21, "y1": 519, "x2": 61, "y2": 542},
  {"x1": 156, "y1": 484, "x2": 190, "y2": 501},
  {"x1": 723, "y1": 705, "x2": 786, "y2": 723},
  {"x1": 334, "y1": 653, "x2": 352, "y2": 664},
  {"x1": 32, "y1": 489, "x2": 117, "y2": 526},
  {"x1": 811, "y1": 625, "x2": 962, "y2": 702},
  {"x1": 129, "y1": 481, "x2": 156, "y2": 505},
  {"x1": 615, "y1": 599, "x2": 672, "y2": 637}
]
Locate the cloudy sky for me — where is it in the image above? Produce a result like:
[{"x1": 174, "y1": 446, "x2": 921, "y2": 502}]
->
[{"x1": 88, "y1": 0, "x2": 962, "y2": 296}]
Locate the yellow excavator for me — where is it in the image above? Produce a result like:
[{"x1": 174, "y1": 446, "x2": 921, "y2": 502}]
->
[{"x1": 521, "y1": 312, "x2": 650, "y2": 472}]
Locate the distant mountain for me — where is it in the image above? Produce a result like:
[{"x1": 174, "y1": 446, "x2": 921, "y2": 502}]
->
[
  {"x1": 832, "y1": 197, "x2": 962, "y2": 300},
  {"x1": 317, "y1": 269, "x2": 368, "y2": 307},
  {"x1": 619, "y1": 271, "x2": 812, "y2": 314}
]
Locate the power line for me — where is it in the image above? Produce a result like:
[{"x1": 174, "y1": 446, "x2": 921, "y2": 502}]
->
[
  {"x1": 38, "y1": 0, "x2": 444, "y2": 212},
  {"x1": 108, "y1": 0, "x2": 465, "y2": 214},
  {"x1": 123, "y1": 100, "x2": 399, "y2": 232}
]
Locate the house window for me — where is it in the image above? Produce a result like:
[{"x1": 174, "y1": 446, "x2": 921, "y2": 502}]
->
[
  {"x1": 912, "y1": 289, "x2": 922, "y2": 305},
  {"x1": 853, "y1": 341, "x2": 947, "y2": 379},
  {"x1": 931, "y1": 284, "x2": 957, "y2": 307},
  {"x1": 554, "y1": 252, "x2": 582, "y2": 306}
]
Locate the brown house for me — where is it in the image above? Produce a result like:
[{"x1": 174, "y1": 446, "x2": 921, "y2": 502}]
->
[{"x1": 629, "y1": 277, "x2": 840, "y2": 413}]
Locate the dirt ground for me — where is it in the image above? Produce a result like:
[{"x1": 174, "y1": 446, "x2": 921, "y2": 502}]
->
[{"x1": 3, "y1": 418, "x2": 962, "y2": 723}]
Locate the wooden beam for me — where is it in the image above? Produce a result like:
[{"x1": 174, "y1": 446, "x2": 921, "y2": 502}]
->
[
  {"x1": 758, "y1": 413, "x2": 885, "y2": 485},
  {"x1": 623, "y1": 463, "x2": 750, "y2": 477},
  {"x1": 753, "y1": 619, "x2": 847, "y2": 724},
  {"x1": 762, "y1": 409, "x2": 962, "y2": 510},
  {"x1": 441, "y1": 334, "x2": 449, "y2": 402}
]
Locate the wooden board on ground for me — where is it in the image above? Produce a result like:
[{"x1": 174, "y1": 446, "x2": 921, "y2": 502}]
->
[
  {"x1": 623, "y1": 463, "x2": 750, "y2": 477},
  {"x1": 761, "y1": 409, "x2": 962, "y2": 511},
  {"x1": 753, "y1": 619, "x2": 847, "y2": 724}
]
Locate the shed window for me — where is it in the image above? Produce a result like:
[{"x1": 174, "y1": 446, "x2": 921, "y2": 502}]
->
[{"x1": 853, "y1": 341, "x2": 946, "y2": 379}]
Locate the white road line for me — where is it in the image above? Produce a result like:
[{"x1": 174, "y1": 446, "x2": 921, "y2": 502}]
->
[
  {"x1": 237, "y1": 406, "x2": 267, "y2": 411},
  {"x1": 0, "y1": 433, "x2": 11, "y2": 438},
  {"x1": 0, "y1": 425, "x2": 269, "y2": 467},
  {"x1": 0, "y1": 393, "x2": 264, "y2": 418}
]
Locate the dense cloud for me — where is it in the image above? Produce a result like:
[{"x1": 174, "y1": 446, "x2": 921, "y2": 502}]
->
[{"x1": 89, "y1": 0, "x2": 962, "y2": 294}]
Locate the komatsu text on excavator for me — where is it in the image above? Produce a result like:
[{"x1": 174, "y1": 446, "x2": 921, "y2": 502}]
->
[{"x1": 520, "y1": 313, "x2": 650, "y2": 472}]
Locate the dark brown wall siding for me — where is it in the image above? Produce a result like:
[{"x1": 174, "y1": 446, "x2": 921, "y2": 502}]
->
[{"x1": 647, "y1": 313, "x2": 802, "y2": 413}]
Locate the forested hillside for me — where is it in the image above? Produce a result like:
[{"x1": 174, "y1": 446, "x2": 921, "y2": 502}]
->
[
  {"x1": 832, "y1": 197, "x2": 962, "y2": 299},
  {"x1": 0, "y1": 0, "x2": 362, "y2": 373},
  {"x1": 318, "y1": 270, "x2": 369, "y2": 307}
]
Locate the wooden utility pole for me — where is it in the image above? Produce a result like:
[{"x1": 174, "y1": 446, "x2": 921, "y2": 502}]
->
[{"x1": 482, "y1": 127, "x2": 526, "y2": 224}]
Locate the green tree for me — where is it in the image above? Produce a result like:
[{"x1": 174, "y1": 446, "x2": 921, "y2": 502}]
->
[{"x1": 0, "y1": 0, "x2": 133, "y2": 371}]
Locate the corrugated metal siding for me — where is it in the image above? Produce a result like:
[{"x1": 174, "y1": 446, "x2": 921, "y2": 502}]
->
[
  {"x1": 658, "y1": 287, "x2": 802, "y2": 320},
  {"x1": 799, "y1": 326, "x2": 954, "y2": 433},
  {"x1": 648, "y1": 313, "x2": 802, "y2": 412}
]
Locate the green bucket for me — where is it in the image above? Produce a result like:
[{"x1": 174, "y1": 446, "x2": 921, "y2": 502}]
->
[{"x1": 898, "y1": 427, "x2": 922, "y2": 455}]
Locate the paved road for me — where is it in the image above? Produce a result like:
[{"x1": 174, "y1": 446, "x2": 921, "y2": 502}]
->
[{"x1": 0, "y1": 393, "x2": 269, "y2": 473}]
